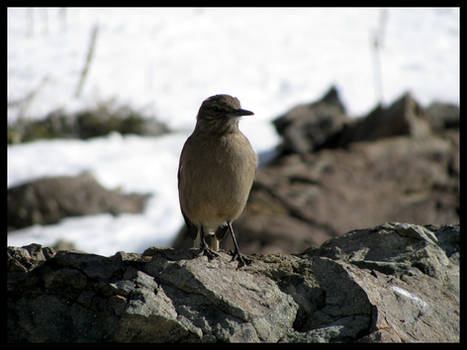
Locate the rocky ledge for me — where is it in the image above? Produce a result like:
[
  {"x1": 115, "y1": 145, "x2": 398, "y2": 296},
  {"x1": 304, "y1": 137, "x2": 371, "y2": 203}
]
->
[{"x1": 7, "y1": 222, "x2": 459, "y2": 342}]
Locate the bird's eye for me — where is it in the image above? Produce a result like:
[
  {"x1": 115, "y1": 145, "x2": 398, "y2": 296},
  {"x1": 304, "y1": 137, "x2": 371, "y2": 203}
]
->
[{"x1": 211, "y1": 106, "x2": 223, "y2": 114}]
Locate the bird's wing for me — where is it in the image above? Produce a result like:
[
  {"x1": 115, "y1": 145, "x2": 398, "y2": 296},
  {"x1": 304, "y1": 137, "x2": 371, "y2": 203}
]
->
[
  {"x1": 178, "y1": 153, "x2": 198, "y2": 241},
  {"x1": 181, "y1": 209, "x2": 198, "y2": 240}
]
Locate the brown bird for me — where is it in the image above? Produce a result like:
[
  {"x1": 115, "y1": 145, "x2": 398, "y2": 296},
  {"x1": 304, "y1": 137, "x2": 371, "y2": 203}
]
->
[{"x1": 178, "y1": 94, "x2": 258, "y2": 266}]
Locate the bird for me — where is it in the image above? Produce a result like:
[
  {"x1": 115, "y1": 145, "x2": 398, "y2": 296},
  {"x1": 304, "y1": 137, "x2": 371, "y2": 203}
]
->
[{"x1": 177, "y1": 94, "x2": 258, "y2": 266}]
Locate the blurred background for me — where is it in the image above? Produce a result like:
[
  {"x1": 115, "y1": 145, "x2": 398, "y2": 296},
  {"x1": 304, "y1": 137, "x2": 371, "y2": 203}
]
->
[{"x1": 7, "y1": 7, "x2": 459, "y2": 256}]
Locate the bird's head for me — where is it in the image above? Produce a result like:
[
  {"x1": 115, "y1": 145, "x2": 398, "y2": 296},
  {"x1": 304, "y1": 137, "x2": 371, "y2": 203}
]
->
[{"x1": 196, "y1": 94, "x2": 253, "y2": 134}]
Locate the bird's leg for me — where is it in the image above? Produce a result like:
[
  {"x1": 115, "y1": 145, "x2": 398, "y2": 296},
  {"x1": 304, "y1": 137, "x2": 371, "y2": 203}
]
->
[
  {"x1": 227, "y1": 222, "x2": 251, "y2": 267},
  {"x1": 199, "y1": 227, "x2": 219, "y2": 260}
]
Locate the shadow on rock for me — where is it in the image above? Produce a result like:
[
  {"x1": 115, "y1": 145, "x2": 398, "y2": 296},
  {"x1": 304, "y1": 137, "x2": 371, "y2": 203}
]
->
[{"x1": 7, "y1": 223, "x2": 459, "y2": 342}]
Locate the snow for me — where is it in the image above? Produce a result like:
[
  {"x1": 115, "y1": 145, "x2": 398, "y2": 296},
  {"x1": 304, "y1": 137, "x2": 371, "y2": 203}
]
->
[
  {"x1": 7, "y1": 133, "x2": 188, "y2": 255},
  {"x1": 7, "y1": 7, "x2": 459, "y2": 256}
]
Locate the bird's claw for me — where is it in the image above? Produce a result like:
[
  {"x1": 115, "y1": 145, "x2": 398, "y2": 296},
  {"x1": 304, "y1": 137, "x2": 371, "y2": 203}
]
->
[
  {"x1": 230, "y1": 251, "x2": 251, "y2": 267},
  {"x1": 199, "y1": 246, "x2": 219, "y2": 260}
]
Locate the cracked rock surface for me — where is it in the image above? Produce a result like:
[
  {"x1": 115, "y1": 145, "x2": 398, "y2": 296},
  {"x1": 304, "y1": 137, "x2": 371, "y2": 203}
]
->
[{"x1": 7, "y1": 223, "x2": 459, "y2": 342}]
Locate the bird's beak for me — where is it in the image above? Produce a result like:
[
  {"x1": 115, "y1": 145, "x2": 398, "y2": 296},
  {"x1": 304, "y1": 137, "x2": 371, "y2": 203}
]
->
[{"x1": 231, "y1": 108, "x2": 254, "y2": 117}]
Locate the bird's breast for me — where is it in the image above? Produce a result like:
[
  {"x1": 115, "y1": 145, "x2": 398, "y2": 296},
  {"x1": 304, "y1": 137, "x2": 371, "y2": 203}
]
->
[{"x1": 179, "y1": 131, "x2": 257, "y2": 225}]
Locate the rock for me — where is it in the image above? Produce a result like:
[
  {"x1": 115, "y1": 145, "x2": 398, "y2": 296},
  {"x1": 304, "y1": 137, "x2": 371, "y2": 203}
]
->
[
  {"x1": 7, "y1": 223, "x2": 459, "y2": 342},
  {"x1": 302, "y1": 222, "x2": 459, "y2": 342},
  {"x1": 52, "y1": 239, "x2": 84, "y2": 253},
  {"x1": 426, "y1": 102, "x2": 459, "y2": 131},
  {"x1": 7, "y1": 172, "x2": 151, "y2": 231},
  {"x1": 7, "y1": 102, "x2": 170, "y2": 144},
  {"x1": 324, "y1": 91, "x2": 432, "y2": 149},
  {"x1": 272, "y1": 86, "x2": 349, "y2": 155},
  {"x1": 272, "y1": 89, "x2": 437, "y2": 155}
]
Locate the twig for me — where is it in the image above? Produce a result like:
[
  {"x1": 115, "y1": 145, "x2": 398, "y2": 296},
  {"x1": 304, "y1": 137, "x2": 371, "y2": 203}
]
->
[
  {"x1": 372, "y1": 9, "x2": 388, "y2": 106},
  {"x1": 74, "y1": 23, "x2": 99, "y2": 98}
]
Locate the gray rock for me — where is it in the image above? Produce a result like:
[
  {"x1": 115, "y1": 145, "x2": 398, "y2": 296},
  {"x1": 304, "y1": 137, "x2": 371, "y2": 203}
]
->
[
  {"x1": 7, "y1": 223, "x2": 459, "y2": 342},
  {"x1": 273, "y1": 86, "x2": 349, "y2": 155},
  {"x1": 8, "y1": 171, "x2": 151, "y2": 231},
  {"x1": 426, "y1": 102, "x2": 459, "y2": 131},
  {"x1": 325, "y1": 91, "x2": 432, "y2": 149}
]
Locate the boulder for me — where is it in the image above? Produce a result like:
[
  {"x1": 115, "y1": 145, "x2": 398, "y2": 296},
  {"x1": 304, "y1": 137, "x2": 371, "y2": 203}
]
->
[
  {"x1": 272, "y1": 86, "x2": 349, "y2": 155},
  {"x1": 324, "y1": 91, "x2": 433, "y2": 149},
  {"x1": 7, "y1": 171, "x2": 151, "y2": 231},
  {"x1": 7, "y1": 223, "x2": 459, "y2": 342}
]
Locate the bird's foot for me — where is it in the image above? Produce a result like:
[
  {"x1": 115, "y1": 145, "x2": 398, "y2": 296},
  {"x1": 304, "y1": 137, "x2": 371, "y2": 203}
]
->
[
  {"x1": 230, "y1": 250, "x2": 251, "y2": 268},
  {"x1": 199, "y1": 246, "x2": 219, "y2": 260}
]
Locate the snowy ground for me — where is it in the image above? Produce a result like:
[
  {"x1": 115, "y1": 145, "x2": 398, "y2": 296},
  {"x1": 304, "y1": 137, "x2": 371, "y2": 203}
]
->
[{"x1": 7, "y1": 7, "x2": 459, "y2": 256}]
